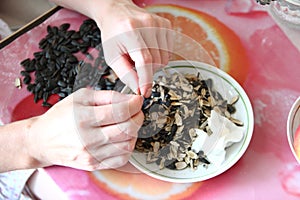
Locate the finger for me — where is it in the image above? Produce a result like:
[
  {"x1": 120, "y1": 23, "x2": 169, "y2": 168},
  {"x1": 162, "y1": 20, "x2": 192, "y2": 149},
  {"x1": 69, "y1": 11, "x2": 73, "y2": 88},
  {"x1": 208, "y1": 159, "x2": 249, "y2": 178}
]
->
[
  {"x1": 116, "y1": 29, "x2": 153, "y2": 97},
  {"x1": 101, "y1": 32, "x2": 139, "y2": 93},
  {"x1": 146, "y1": 48, "x2": 161, "y2": 76},
  {"x1": 78, "y1": 111, "x2": 142, "y2": 152},
  {"x1": 166, "y1": 28, "x2": 175, "y2": 59},
  {"x1": 74, "y1": 89, "x2": 140, "y2": 106},
  {"x1": 154, "y1": 17, "x2": 172, "y2": 69},
  {"x1": 78, "y1": 126, "x2": 132, "y2": 150},
  {"x1": 92, "y1": 137, "x2": 136, "y2": 169},
  {"x1": 141, "y1": 28, "x2": 163, "y2": 84},
  {"x1": 92, "y1": 138, "x2": 135, "y2": 160},
  {"x1": 140, "y1": 27, "x2": 161, "y2": 66},
  {"x1": 97, "y1": 153, "x2": 132, "y2": 170},
  {"x1": 115, "y1": 162, "x2": 141, "y2": 173},
  {"x1": 107, "y1": 29, "x2": 151, "y2": 94},
  {"x1": 155, "y1": 16, "x2": 173, "y2": 62},
  {"x1": 129, "y1": 49, "x2": 153, "y2": 97},
  {"x1": 91, "y1": 95, "x2": 143, "y2": 126},
  {"x1": 158, "y1": 18, "x2": 172, "y2": 67},
  {"x1": 156, "y1": 29, "x2": 169, "y2": 71},
  {"x1": 63, "y1": 139, "x2": 135, "y2": 171},
  {"x1": 100, "y1": 111, "x2": 144, "y2": 139},
  {"x1": 81, "y1": 110, "x2": 143, "y2": 145},
  {"x1": 133, "y1": 28, "x2": 157, "y2": 97},
  {"x1": 109, "y1": 55, "x2": 140, "y2": 94}
]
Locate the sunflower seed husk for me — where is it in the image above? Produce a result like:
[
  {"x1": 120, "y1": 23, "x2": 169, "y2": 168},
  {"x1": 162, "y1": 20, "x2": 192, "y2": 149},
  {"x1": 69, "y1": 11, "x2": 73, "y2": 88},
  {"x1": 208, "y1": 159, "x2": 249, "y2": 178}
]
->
[{"x1": 15, "y1": 78, "x2": 22, "y2": 89}]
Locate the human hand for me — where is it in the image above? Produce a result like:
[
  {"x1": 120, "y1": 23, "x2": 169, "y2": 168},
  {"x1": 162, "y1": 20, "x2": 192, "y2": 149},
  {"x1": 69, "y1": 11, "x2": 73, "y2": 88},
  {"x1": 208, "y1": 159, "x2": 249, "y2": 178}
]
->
[
  {"x1": 50, "y1": 0, "x2": 173, "y2": 96},
  {"x1": 26, "y1": 89, "x2": 144, "y2": 171},
  {"x1": 93, "y1": 0, "x2": 173, "y2": 97}
]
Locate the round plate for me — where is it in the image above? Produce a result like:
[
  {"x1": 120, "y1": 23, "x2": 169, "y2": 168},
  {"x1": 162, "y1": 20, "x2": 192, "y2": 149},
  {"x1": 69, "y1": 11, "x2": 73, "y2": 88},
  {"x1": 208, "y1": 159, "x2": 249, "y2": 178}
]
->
[{"x1": 129, "y1": 60, "x2": 254, "y2": 183}]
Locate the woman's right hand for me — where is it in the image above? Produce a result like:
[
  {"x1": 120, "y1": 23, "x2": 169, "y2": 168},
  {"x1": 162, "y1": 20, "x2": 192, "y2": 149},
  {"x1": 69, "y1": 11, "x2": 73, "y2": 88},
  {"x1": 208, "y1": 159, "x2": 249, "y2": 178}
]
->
[{"x1": 26, "y1": 88, "x2": 144, "y2": 171}]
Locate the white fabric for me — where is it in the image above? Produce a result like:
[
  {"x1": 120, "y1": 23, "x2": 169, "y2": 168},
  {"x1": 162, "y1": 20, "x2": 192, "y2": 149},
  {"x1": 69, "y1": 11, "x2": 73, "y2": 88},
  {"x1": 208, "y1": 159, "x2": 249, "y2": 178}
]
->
[
  {"x1": 0, "y1": 19, "x2": 33, "y2": 200},
  {"x1": 0, "y1": 170, "x2": 35, "y2": 200},
  {"x1": 0, "y1": 19, "x2": 12, "y2": 40}
]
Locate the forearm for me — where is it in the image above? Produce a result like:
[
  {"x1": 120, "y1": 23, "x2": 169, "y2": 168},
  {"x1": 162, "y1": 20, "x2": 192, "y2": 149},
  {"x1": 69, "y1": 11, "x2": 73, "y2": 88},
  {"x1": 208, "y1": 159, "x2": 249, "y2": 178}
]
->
[
  {"x1": 50, "y1": 0, "x2": 134, "y2": 28},
  {"x1": 0, "y1": 118, "x2": 42, "y2": 172}
]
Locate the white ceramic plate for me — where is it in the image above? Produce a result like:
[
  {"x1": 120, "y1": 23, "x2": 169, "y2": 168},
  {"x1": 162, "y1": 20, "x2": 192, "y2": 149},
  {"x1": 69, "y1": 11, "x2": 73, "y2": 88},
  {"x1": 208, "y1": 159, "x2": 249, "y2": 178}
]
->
[
  {"x1": 287, "y1": 96, "x2": 300, "y2": 164},
  {"x1": 128, "y1": 60, "x2": 254, "y2": 183}
]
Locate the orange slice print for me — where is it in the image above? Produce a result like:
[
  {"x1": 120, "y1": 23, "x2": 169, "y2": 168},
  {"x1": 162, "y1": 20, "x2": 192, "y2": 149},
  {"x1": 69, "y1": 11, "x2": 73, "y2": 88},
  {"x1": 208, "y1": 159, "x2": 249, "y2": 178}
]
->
[
  {"x1": 90, "y1": 164, "x2": 202, "y2": 200},
  {"x1": 146, "y1": 4, "x2": 249, "y2": 84}
]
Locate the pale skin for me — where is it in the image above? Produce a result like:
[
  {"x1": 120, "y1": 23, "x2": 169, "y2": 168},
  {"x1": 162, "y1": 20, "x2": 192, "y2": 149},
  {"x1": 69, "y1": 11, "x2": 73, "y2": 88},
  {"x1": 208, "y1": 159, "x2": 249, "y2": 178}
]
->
[{"x1": 0, "y1": 0, "x2": 172, "y2": 172}]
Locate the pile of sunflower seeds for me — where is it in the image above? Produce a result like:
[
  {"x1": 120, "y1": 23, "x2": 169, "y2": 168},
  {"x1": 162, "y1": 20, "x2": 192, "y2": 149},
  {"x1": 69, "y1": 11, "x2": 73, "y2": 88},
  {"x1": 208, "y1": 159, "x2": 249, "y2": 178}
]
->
[
  {"x1": 19, "y1": 19, "x2": 124, "y2": 107},
  {"x1": 256, "y1": 0, "x2": 275, "y2": 5},
  {"x1": 135, "y1": 70, "x2": 243, "y2": 170}
]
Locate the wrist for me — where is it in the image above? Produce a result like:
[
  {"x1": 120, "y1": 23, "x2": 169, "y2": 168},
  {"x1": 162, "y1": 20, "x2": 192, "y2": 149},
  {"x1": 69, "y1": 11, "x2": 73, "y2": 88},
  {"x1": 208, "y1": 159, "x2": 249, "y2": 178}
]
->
[
  {"x1": 0, "y1": 118, "x2": 44, "y2": 172},
  {"x1": 89, "y1": 0, "x2": 135, "y2": 30},
  {"x1": 23, "y1": 117, "x2": 45, "y2": 169}
]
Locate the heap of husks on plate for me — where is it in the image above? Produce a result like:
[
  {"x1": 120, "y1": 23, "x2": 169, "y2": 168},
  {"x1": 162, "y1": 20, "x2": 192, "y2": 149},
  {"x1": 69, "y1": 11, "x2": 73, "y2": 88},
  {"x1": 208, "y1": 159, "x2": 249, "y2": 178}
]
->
[{"x1": 135, "y1": 70, "x2": 243, "y2": 170}]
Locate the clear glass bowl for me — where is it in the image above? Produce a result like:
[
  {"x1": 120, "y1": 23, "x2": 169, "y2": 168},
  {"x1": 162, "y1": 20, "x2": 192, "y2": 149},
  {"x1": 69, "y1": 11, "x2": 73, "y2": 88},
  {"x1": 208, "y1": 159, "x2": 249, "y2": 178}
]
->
[{"x1": 269, "y1": 0, "x2": 300, "y2": 28}]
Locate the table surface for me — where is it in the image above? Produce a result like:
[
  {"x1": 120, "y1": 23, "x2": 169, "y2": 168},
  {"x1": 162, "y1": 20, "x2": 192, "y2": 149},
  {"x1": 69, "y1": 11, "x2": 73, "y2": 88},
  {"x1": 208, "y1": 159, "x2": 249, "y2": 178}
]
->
[{"x1": 1, "y1": 0, "x2": 300, "y2": 199}]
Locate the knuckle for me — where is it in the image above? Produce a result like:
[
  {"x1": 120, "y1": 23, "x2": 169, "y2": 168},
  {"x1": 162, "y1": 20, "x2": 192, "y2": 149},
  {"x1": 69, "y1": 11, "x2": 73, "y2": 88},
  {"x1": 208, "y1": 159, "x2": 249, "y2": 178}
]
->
[
  {"x1": 115, "y1": 155, "x2": 130, "y2": 168},
  {"x1": 110, "y1": 91, "x2": 121, "y2": 103},
  {"x1": 121, "y1": 115, "x2": 143, "y2": 135},
  {"x1": 76, "y1": 110, "x2": 92, "y2": 128},
  {"x1": 84, "y1": 156, "x2": 99, "y2": 169},
  {"x1": 119, "y1": 18, "x2": 135, "y2": 29},
  {"x1": 76, "y1": 87, "x2": 86, "y2": 94},
  {"x1": 161, "y1": 55, "x2": 169, "y2": 65},
  {"x1": 77, "y1": 119, "x2": 87, "y2": 130},
  {"x1": 130, "y1": 111, "x2": 144, "y2": 128},
  {"x1": 86, "y1": 164, "x2": 98, "y2": 171},
  {"x1": 94, "y1": 114, "x2": 106, "y2": 126},
  {"x1": 101, "y1": 131, "x2": 110, "y2": 143},
  {"x1": 162, "y1": 18, "x2": 171, "y2": 28},
  {"x1": 77, "y1": 144, "x2": 87, "y2": 153},
  {"x1": 77, "y1": 88, "x2": 91, "y2": 98},
  {"x1": 115, "y1": 109, "x2": 130, "y2": 122},
  {"x1": 123, "y1": 125, "x2": 136, "y2": 135},
  {"x1": 117, "y1": 123, "x2": 131, "y2": 135},
  {"x1": 151, "y1": 51, "x2": 161, "y2": 64},
  {"x1": 141, "y1": 14, "x2": 154, "y2": 23},
  {"x1": 137, "y1": 111, "x2": 145, "y2": 126},
  {"x1": 141, "y1": 50, "x2": 153, "y2": 64},
  {"x1": 108, "y1": 90, "x2": 117, "y2": 96}
]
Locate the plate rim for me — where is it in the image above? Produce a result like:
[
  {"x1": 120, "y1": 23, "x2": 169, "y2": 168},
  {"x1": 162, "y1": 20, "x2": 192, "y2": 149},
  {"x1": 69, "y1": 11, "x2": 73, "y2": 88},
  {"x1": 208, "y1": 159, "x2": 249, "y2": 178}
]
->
[{"x1": 287, "y1": 96, "x2": 300, "y2": 164}]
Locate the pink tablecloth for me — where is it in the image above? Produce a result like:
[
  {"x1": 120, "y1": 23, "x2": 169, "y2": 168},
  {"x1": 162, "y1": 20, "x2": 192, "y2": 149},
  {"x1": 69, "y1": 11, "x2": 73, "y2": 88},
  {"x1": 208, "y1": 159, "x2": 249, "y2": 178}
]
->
[{"x1": 0, "y1": 0, "x2": 300, "y2": 199}]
